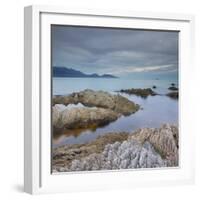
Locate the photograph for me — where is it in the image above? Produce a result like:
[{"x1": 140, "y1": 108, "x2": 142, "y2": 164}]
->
[{"x1": 51, "y1": 25, "x2": 179, "y2": 173}]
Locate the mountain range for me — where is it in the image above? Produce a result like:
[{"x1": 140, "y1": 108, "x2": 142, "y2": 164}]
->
[{"x1": 53, "y1": 67, "x2": 118, "y2": 78}]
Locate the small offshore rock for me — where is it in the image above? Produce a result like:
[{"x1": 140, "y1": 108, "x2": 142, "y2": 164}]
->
[
  {"x1": 168, "y1": 86, "x2": 178, "y2": 91},
  {"x1": 119, "y1": 88, "x2": 157, "y2": 98},
  {"x1": 171, "y1": 83, "x2": 176, "y2": 86},
  {"x1": 166, "y1": 91, "x2": 178, "y2": 99}
]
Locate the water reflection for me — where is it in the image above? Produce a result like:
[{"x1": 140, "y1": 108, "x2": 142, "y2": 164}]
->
[{"x1": 53, "y1": 92, "x2": 178, "y2": 148}]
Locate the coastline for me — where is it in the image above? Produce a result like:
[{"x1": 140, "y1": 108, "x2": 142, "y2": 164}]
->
[
  {"x1": 52, "y1": 87, "x2": 178, "y2": 172},
  {"x1": 51, "y1": 27, "x2": 179, "y2": 173},
  {"x1": 52, "y1": 124, "x2": 178, "y2": 172},
  {"x1": 52, "y1": 87, "x2": 178, "y2": 148}
]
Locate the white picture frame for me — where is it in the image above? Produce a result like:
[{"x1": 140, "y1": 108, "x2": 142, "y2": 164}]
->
[{"x1": 24, "y1": 5, "x2": 195, "y2": 194}]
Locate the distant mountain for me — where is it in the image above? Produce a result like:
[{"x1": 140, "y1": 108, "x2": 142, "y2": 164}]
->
[{"x1": 53, "y1": 67, "x2": 118, "y2": 78}]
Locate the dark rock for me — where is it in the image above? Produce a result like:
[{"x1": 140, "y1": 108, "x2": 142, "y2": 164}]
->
[
  {"x1": 152, "y1": 85, "x2": 157, "y2": 89},
  {"x1": 168, "y1": 86, "x2": 178, "y2": 91},
  {"x1": 166, "y1": 92, "x2": 178, "y2": 99},
  {"x1": 119, "y1": 88, "x2": 157, "y2": 98}
]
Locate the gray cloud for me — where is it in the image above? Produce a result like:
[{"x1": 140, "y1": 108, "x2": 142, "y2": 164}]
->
[{"x1": 52, "y1": 25, "x2": 178, "y2": 77}]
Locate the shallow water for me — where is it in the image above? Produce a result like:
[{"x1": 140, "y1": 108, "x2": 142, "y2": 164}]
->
[{"x1": 52, "y1": 78, "x2": 178, "y2": 148}]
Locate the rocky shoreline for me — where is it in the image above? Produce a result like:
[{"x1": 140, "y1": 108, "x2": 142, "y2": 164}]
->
[
  {"x1": 52, "y1": 124, "x2": 178, "y2": 172},
  {"x1": 52, "y1": 88, "x2": 178, "y2": 172},
  {"x1": 53, "y1": 89, "x2": 140, "y2": 131}
]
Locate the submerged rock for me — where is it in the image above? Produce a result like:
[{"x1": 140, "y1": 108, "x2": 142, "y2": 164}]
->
[
  {"x1": 119, "y1": 88, "x2": 157, "y2": 98},
  {"x1": 168, "y1": 86, "x2": 178, "y2": 91},
  {"x1": 53, "y1": 106, "x2": 119, "y2": 129},
  {"x1": 52, "y1": 124, "x2": 178, "y2": 172},
  {"x1": 53, "y1": 89, "x2": 139, "y2": 115},
  {"x1": 166, "y1": 91, "x2": 178, "y2": 99}
]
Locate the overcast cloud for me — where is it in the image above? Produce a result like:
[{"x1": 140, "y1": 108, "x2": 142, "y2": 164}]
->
[{"x1": 52, "y1": 25, "x2": 178, "y2": 78}]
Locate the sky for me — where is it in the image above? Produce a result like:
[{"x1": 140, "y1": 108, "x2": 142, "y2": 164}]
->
[{"x1": 51, "y1": 25, "x2": 179, "y2": 80}]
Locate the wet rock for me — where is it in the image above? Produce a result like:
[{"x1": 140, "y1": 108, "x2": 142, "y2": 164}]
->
[
  {"x1": 53, "y1": 89, "x2": 139, "y2": 115},
  {"x1": 152, "y1": 85, "x2": 157, "y2": 89},
  {"x1": 119, "y1": 88, "x2": 157, "y2": 98},
  {"x1": 166, "y1": 91, "x2": 178, "y2": 99},
  {"x1": 168, "y1": 86, "x2": 178, "y2": 91}
]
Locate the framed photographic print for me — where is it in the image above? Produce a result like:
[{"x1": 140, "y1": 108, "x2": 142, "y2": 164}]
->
[{"x1": 24, "y1": 5, "x2": 195, "y2": 194}]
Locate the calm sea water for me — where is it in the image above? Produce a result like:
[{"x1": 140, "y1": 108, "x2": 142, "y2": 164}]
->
[
  {"x1": 52, "y1": 78, "x2": 178, "y2": 148},
  {"x1": 53, "y1": 77, "x2": 178, "y2": 95}
]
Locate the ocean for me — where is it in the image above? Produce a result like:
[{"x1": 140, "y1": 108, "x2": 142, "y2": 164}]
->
[{"x1": 52, "y1": 77, "x2": 178, "y2": 148}]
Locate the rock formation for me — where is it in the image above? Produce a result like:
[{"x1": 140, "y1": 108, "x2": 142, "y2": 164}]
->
[
  {"x1": 52, "y1": 124, "x2": 178, "y2": 172},
  {"x1": 129, "y1": 124, "x2": 178, "y2": 166},
  {"x1": 171, "y1": 83, "x2": 176, "y2": 86},
  {"x1": 52, "y1": 133, "x2": 129, "y2": 171},
  {"x1": 53, "y1": 89, "x2": 140, "y2": 115},
  {"x1": 53, "y1": 105, "x2": 120, "y2": 129},
  {"x1": 166, "y1": 91, "x2": 178, "y2": 99},
  {"x1": 69, "y1": 140, "x2": 166, "y2": 171},
  {"x1": 119, "y1": 88, "x2": 157, "y2": 98},
  {"x1": 168, "y1": 86, "x2": 178, "y2": 91}
]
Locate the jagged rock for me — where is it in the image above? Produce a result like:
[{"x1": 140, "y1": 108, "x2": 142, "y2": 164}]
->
[
  {"x1": 52, "y1": 133, "x2": 129, "y2": 169},
  {"x1": 52, "y1": 124, "x2": 178, "y2": 172},
  {"x1": 129, "y1": 124, "x2": 178, "y2": 166},
  {"x1": 53, "y1": 89, "x2": 139, "y2": 115},
  {"x1": 119, "y1": 88, "x2": 157, "y2": 98},
  {"x1": 53, "y1": 105, "x2": 120, "y2": 129},
  {"x1": 64, "y1": 140, "x2": 166, "y2": 171}
]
